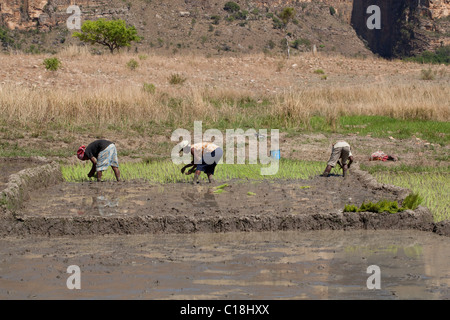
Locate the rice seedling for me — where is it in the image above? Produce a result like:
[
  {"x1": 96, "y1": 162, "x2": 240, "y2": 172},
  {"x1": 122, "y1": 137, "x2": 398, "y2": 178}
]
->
[
  {"x1": 247, "y1": 192, "x2": 257, "y2": 196},
  {"x1": 370, "y1": 171, "x2": 449, "y2": 222},
  {"x1": 61, "y1": 159, "x2": 325, "y2": 184},
  {"x1": 343, "y1": 196, "x2": 419, "y2": 214}
]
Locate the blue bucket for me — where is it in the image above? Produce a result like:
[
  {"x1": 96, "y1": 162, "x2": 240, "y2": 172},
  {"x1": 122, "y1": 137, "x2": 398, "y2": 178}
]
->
[{"x1": 270, "y1": 149, "x2": 281, "y2": 160}]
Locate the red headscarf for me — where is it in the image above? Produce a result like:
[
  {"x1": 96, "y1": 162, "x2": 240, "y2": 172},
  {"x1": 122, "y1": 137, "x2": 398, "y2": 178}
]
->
[{"x1": 77, "y1": 145, "x2": 86, "y2": 160}]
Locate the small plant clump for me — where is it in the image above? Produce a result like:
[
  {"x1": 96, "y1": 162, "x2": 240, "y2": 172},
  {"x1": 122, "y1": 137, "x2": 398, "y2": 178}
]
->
[
  {"x1": 43, "y1": 57, "x2": 61, "y2": 71},
  {"x1": 402, "y1": 193, "x2": 424, "y2": 210},
  {"x1": 421, "y1": 68, "x2": 435, "y2": 80},
  {"x1": 127, "y1": 58, "x2": 139, "y2": 70},
  {"x1": 142, "y1": 82, "x2": 156, "y2": 94},
  {"x1": 168, "y1": 73, "x2": 187, "y2": 85},
  {"x1": 344, "y1": 193, "x2": 423, "y2": 214}
]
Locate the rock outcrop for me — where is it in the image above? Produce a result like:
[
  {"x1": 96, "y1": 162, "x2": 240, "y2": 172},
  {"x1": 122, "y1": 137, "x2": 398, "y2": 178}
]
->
[
  {"x1": 0, "y1": 0, "x2": 111, "y2": 30},
  {"x1": 0, "y1": 0, "x2": 449, "y2": 57}
]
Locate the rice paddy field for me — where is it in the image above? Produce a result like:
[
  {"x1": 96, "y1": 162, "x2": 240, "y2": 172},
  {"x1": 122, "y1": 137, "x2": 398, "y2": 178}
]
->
[
  {"x1": 61, "y1": 159, "x2": 326, "y2": 183},
  {"x1": 60, "y1": 159, "x2": 449, "y2": 223},
  {"x1": 371, "y1": 172, "x2": 449, "y2": 223}
]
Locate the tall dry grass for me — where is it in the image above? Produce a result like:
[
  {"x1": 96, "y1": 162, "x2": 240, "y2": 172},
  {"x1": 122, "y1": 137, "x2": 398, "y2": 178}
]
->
[
  {"x1": 0, "y1": 49, "x2": 448, "y2": 129},
  {"x1": 0, "y1": 82, "x2": 448, "y2": 129}
]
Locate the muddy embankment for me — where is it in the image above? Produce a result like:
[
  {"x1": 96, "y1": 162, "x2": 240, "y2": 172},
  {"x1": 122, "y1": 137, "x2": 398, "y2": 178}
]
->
[{"x1": 0, "y1": 157, "x2": 449, "y2": 237}]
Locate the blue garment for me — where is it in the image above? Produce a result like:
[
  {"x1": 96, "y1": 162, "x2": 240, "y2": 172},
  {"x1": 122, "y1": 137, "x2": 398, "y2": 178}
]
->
[
  {"x1": 96, "y1": 144, "x2": 119, "y2": 172},
  {"x1": 196, "y1": 147, "x2": 223, "y2": 175}
]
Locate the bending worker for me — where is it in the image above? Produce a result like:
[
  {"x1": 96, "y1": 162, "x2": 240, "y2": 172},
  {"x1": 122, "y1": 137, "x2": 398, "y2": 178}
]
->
[
  {"x1": 179, "y1": 140, "x2": 223, "y2": 184},
  {"x1": 77, "y1": 139, "x2": 121, "y2": 182},
  {"x1": 322, "y1": 140, "x2": 354, "y2": 177}
]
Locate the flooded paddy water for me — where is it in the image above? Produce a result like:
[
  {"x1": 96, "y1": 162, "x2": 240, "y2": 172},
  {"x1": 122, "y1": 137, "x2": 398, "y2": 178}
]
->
[
  {"x1": 0, "y1": 230, "x2": 449, "y2": 299},
  {"x1": 1, "y1": 159, "x2": 449, "y2": 300}
]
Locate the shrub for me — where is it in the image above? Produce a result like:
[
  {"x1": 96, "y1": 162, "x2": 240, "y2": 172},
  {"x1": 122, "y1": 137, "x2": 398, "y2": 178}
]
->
[
  {"x1": 126, "y1": 58, "x2": 139, "y2": 70},
  {"x1": 272, "y1": 17, "x2": 284, "y2": 29},
  {"x1": 291, "y1": 38, "x2": 311, "y2": 49},
  {"x1": 279, "y1": 7, "x2": 296, "y2": 25},
  {"x1": 142, "y1": 82, "x2": 156, "y2": 94},
  {"x1": 421, "y1": 68, "x2": 435, "y2": 80},
  {"x1": 404, "y1": 46, "x2": 450, "y2": 65},
  {"x1": 43, "y1": 57, "x2": 61, "y2": 71},
  {"x1": 224, "y1": 2, "x2": 240, "y2": 13},
  {"x1": 211, "y1": 15, "x2": 221, "y2": 25},
  {"x1": 168, "y1": 73, "x2": 186, "y2": 85},
  {"x1": 329, "y1": 6, "x2": 336, "y2": 16},
  {"x1": 0, "y1": 27, "x2": 14, "y2": 47}
]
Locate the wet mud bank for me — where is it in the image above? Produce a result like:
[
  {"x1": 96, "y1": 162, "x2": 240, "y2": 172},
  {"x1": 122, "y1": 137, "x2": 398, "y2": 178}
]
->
[
  {"x1": 0, "y1": 157, "x2": 62, "y2": 211},
  {"x1": 1, "y1": 162, "x2": 447, "y2": 237}
]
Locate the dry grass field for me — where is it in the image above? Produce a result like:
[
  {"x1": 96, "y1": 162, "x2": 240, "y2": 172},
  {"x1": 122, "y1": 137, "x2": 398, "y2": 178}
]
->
[{"x1": 0, "y1": 48, "x2": 449, "y2": 127}]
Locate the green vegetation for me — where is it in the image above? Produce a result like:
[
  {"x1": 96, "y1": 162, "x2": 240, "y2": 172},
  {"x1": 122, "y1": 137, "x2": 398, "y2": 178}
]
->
[
  {"x1": 344, "y1": 199, "x2": 404, "y2": 214},
  {"x1": 368, "y1": 169, "x2": 449, "y2": 222},
  {"x1": 339, "y1": 116, "x2": 450, "y2": 145},
  {"x1": 344, "y1": 193, "x2": 423, "y2": 214},
  {"x1": 142, "y1": 82, "x2": 156, "y2": 94},
  {"x1": 278, "y1": 7, "x2": 296, "y2": 26},
  {"x1": 61, "y1": 159, "x2": 324, "y2": 183},
  {"x1": 213, "y1": 183, "x2": 230, "y2": 194},
  {"x1": 126, "y1": 58, "x2": 139, "y2": 70},
  {"x1": 402, "y1": 193, "x2": 424, "y2": 211},
  {"x1": 404, "y1": 46, "x2": 450, "y2": 65},
  {"x1": 329, "y1": 6, "x2": 336, "y2": 16},
  {"x1": 43, "y1": 57, "x2": 61, "y2": 71},
  {"x1": 0, "y1": 27, "x2": 14, "y2": 48},
  {"x1": 223, "y1": 2, "x2": 240, "y2": 13},
  {"x1": 73, "y1": 19, "x2": 141, "y2": 53},
  {"x1": 421, "y1": 68, "x2": 435, "y2": 80},
  {"x1": 291, "y1": 38, "x2": 311, "y2": 49},
  {"x1": 168, "y1": 73, "x2": 187, "y2": 85}
]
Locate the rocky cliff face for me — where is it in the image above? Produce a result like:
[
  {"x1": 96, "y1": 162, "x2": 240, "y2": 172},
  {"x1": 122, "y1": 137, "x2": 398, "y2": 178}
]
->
[
  {"x1": 0, "y1": 0, "x2": 448, "y2": 57},
  {"x1": 0, "y1": 0, "x2": 112, "y2": 30},
  {"x1": 351, "y1": 0, "x2": 449, "y2": 57}
]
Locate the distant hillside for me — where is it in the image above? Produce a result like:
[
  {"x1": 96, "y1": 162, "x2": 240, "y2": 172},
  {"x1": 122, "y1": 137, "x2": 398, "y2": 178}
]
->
[{"x1": 0, "y1": 0, "x2": 449, "y2": 58}]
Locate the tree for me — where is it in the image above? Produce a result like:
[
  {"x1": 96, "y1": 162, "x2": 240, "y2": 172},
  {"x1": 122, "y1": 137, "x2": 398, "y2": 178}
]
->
[
  {"x1": 224, "y1": 2, "x2": 240, "y2": 13},
  {"x1": 73, "y1": 19, "x2": 141, "y2": 53},
  {"x1": 278, "y1": 7, "x2": 296, "y2": 58}
]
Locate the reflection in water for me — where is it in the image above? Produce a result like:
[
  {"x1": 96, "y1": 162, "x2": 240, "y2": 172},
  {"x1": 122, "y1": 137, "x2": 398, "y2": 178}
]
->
[
  {"x1": 181, "y1": 187, "x2": 218, "y2": 208},
  {"x1": 91, "y1": 195, "x2": 120, "y2": 217}
]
